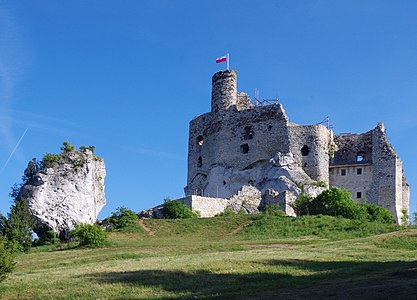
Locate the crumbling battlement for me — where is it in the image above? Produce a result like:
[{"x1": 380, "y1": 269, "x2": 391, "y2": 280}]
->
[{"x1": 184, "y1": 70, "x2": 409, "y2": 224}]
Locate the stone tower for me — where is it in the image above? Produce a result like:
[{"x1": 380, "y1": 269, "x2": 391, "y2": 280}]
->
[{"x1": 211, "y1": 70, "x2": 238, "y2": 113}]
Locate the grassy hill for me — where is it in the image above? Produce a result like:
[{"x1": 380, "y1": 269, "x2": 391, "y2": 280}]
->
[{"x1": 1, "y1": 215, "x2": 416, "y2": 299}]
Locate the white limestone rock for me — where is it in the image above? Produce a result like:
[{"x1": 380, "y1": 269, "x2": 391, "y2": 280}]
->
[{"x1": 20, "y1": 149, "x2": 106, "y2": 239}]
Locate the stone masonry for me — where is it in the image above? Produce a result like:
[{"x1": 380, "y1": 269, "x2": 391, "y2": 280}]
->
[{"x1": 183, "y1": 70, "x2": 409, "y2": 223}]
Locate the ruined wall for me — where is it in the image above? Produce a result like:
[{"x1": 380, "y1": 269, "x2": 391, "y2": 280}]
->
[
  {"x1": 178, "y1": 195, "x2": 228, "y2": 218},
  {"x1": 288, "y1": 124, "x2": 331, "y2": 184},
  {"x1": 329, "y1": 164, "x2": 373, "y2": 201},
  {"x1": 186, "y1": 104, "x2": 290, "y2": 196},
  {"x1": 331, "y1": 123, "x2": 409, "y2": 223}
]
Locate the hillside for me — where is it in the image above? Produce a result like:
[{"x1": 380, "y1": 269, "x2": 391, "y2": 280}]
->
[{"x1": 1, "y1": 215, "x2": 416, "y2": 299}]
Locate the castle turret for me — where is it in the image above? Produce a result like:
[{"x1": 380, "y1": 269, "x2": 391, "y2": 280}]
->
[{"x1": 211, "y1": 70, "x2": 237, "y2": 113}]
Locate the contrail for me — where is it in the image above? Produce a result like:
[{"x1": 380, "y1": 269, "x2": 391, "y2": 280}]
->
[{"x1": 1, "y1": 128, "x2": 28, "y2": 173}]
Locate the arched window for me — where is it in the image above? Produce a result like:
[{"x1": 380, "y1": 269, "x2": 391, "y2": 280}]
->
[
  {"x1": 243, "y1": 126, "x2": 254, "y2": 140},
  {"x1": 196, "y1": 135, "x2": 204, "y2": 146},
  {"x1": 301, "y1": 145, "x2": 310, "y2": 156}
]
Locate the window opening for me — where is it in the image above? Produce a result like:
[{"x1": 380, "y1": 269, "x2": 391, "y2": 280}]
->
[
  {"x1": 301, "y1": 145, "x2": 310, "y2": 156},
  {"x1": 243, "y1": 126, "x2": 254, "y2": 140},
  {"x1": 341, "y1": 169, "x2": 346, "y2": 176},
  {"x1": 196, "y1": 135, "x2": 204, "y2": 146},
  {"x1": 197, "y1": 156, "x2": 202, "y2": 168},
  {"x1": 357, "y1": 168, "x2": 362, "y2": 175},
  {"x1": 357, "y1": 192, "x2": 362, "y2": 199},
  {"x1": 241, "y1": 143, "x2": 249, "y2": 154}
]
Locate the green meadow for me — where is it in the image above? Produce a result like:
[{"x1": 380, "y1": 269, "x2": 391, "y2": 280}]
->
[{"x1": 1, "y1": 215, "x2": 416, "y2": 299}]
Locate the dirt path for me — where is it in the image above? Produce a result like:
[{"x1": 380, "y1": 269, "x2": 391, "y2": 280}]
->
[
  {"x1": 227, "y1": 221, "x2": 254, "y2": 236},
  {"x1": 138, "y1": 219, "x2": 155, "y2": 236}
]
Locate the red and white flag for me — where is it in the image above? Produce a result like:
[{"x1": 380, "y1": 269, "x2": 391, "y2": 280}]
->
[{"x1": 216, "y1": 55, "x2": 227, "y2": 64}]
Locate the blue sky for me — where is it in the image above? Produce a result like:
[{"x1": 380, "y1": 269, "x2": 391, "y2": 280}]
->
[{"x1": 0, "y1": 1, "x2": 416, "y2": 219}]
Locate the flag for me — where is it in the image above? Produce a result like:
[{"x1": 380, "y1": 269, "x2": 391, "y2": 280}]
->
[{"x1": 216, "y1": 55, "x2": 227, "y2": 63}]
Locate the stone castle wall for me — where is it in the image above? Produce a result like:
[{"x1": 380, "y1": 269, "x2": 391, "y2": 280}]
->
[{"x1": 185, "y1": 70, "x2": 409, "y2": 224}]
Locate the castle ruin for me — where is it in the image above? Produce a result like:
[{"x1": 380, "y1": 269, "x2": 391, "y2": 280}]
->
[{"x1": 182, "y1": 70, "x2": 409, "y2": 223}]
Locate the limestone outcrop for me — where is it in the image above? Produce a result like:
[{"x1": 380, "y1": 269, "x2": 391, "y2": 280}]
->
[{"x1": 19, "y1": 147, "x2": 106, "y2": 239}]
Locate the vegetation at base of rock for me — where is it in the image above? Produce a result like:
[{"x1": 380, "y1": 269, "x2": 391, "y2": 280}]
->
[
  {"x1": 0, "y1": 197, "x2": 35, "y2": 253},
  {"x1": 106, "y1": 207, "x2": 138, "y2": 229},
  {"x1": 163, "y1": 199, "x2": 199, "y2": 219},
  {"x1": 263, "y1": 204, "x2": 286, "y2": 217},
  {"x1": 295, "y1": 187, "x2": 395, "y2": 224},
  {"x1": 0, "y1": 235, "x2": 16, "y2": 283},
  {"x1": 310, "y1": 181, "x2": 327, "y2": 188},
  {"x1": 34, "y1": 230, "x2": 60, "y2": 246},
  {"x1": 71, "y1": 224, "x2": 108, "y2": 248}
]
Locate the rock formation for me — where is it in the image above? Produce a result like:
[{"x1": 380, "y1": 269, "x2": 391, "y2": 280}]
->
[{"x1": 19, "y1": 146, "x2": 106, "y2": 239}]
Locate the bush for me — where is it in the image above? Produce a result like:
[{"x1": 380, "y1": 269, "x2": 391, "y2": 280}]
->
[
  {"x1": 362, "y1": 203, "x2": 395, "y2": 224},
  {"x1": 163, "y1": 200, "x2": 199, "y2": 219},
  {"x1": 294, "y1": 193, "x2": 313, "y2": 216},
  {"x1": 215, "y1": 207, "x2": 236, "y2": 217},
  {"x1": 41, "y1": 153, "x2": 61, "y2": 169},
  {"x1": 107, "y1": 207, "x2": 138, "y2": 229},
  {"x1": 0, "y1": 236, "x2": 16, "y2": 282},
  {"x1": 37, "y1": 230, "x2": 60, "y2": 245},
  {"x1": 297, "y1": 187, "x2": 365, "y2": 220},
  {"x1": 71, "y1": 224, "x2": 108, "y2": 247},
  {"x1": 264, "y1": 204, "x2": 286, "y2": 217}
]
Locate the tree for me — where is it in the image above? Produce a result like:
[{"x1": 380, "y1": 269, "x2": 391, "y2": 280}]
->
[
  {"x1": 0, "y1": 235, "x2": 15, "y2": 282},
  {"x1": 5, "y1": 197, "x2": 35, "y2": 253},
  {"x1": 60, "y1": 141, "x2": 75, "y2": 153}
]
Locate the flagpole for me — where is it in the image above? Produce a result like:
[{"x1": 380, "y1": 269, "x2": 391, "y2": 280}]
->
[{"x1": 226, "y1": 53, "x2": 230, "y2": 70}]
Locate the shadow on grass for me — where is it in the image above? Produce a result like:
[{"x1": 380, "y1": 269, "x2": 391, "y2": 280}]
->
[{"x1": 82, "y1": 259, "x2": 417, "y2": 299}]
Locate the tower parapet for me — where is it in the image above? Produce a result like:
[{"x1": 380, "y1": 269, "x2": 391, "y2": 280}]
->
[{"x1": 211, "y1": 70, "x2": 237, "y2": 113}]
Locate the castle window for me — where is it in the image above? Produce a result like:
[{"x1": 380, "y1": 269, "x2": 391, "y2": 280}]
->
[
  {"x1": 356, "y1": 192, "x2": 362, "y2": 199},
  {"x1": 341, "y1": 169, "x2": 346, "y2": 176},
  {"x1": 357, "y1": 168, "x2": 362, "y2": 175},
  {"x1": 357, "y1": 153, "x2": 365, "y2": 162},
  {"x1": 197, "y1": 156, "x2": 202, "y2": 168},
  {"x1": 243, "y1": 126, "x2": 254, "y2": 140},
  {"x1": 196, "y1": 135, "x2": 204, "y2": 146},
  {"x1": 241, "y1": 143, "x2": 249, "y2": 154},
  {"x1": 301, "y1": 145, "x2": 310, "y2": 156}
]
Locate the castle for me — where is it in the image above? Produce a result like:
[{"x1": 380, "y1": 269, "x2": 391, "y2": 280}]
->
[{"x1": 182, "y1": 70, "x2": 409, "y2": 223}]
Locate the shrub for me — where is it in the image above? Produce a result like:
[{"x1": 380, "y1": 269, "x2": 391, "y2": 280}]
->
[
  {"x1": 215, "y1": 206, "x2": 236, "y2": 217},
  {"x1": 362, "y1": 203, "x2": 395, "y2": 224},
  {"x1": 71, "y1": 224, "x2": 108, "y2": 247},
  {"x1": 163, "y1": 200, "x2": 199, "y2": 219},
  {"x1": 294, "y1": 193, "x2": 313, "y2": 216},
  {"x1": 264, "y1": 204, "x2": 286, "y2": 217},
  {"x1": 297, "y1": 187, "x2": 365, "y2": 220},
  {"x1": 0, "y1": 235, "x2": 16, "y2": 282},
  {"x1": 107, "y1": 207, "x2": 138, "y2": 229},
  {"x1": 401, "y1": 209, "x2": 409, "y2": 225},
  {"x1": 41, "y1": 153, "x2": 61, "y2": 169},
  {"x1": 38, "y1": 230, "x2": 60, "y2": 245}
]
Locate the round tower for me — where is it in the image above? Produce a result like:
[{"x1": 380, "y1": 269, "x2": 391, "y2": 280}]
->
[{"x1": 211, "y1": 70, "x2": 237, "y2": 113}]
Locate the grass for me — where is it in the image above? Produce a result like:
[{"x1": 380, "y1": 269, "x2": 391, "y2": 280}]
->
[{"x1": 1, "y1": 215, "x2": 416, "y2": 299}]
